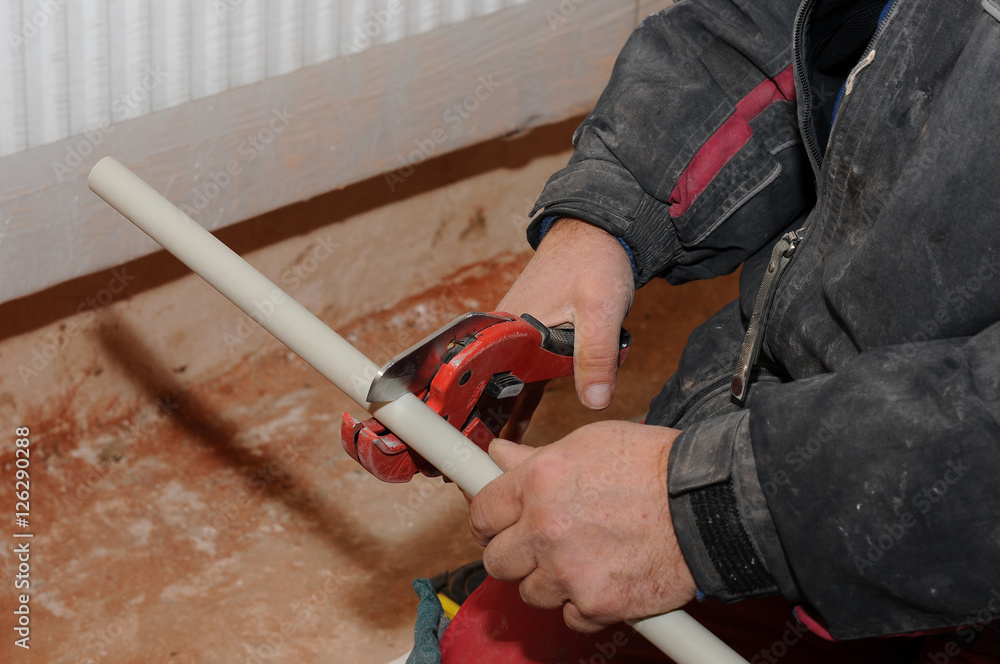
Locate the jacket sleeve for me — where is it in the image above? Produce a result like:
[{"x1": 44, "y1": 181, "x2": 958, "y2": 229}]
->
[
  {"x1": 529, "y1": 0, "x2": 814, "y2": 286},
  {"x1": 667, "y1": 320, "x2": 1000, "y2": 640}
]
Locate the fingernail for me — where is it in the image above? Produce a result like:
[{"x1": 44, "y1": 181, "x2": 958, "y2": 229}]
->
[
  {"x1": 488, "y1": 438, "x2": 515, "y2": 453},
  {"x1": 583, "y1": 383, "x2": 612, "y2": 409}
]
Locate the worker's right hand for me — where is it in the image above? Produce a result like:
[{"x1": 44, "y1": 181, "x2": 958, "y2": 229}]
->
[{"x1": 497, "y1": 218, "x2": 634, "y2": 438}]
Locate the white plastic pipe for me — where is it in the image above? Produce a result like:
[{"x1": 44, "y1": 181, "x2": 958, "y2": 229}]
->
[
  {"x1": 630, "y1": 613, "x2": 749, "y2": 663},
  {"x1": 87, "y1": 156, "x2": 748, "y2": 664},
  {"x1": 87, "y1": 157, "x2": 499, "y2": 493}
]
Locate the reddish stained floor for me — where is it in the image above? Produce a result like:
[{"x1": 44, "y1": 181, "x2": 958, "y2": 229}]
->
[{"x1": 2, "y1": 251, "x2": 738, "y2": 664}]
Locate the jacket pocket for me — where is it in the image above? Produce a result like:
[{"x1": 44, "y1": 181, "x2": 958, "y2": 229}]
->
[
  {"x1": 666, "y1": 129, "x2": 783, "y2": 247},
  {"x1": 657, "y1": 98, "x2": 813, "y2": 283}
]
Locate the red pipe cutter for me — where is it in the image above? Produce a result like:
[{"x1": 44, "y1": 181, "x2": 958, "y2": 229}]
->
[{"x1": 341, "y1": 312, "x2": 631, "y2": 483}]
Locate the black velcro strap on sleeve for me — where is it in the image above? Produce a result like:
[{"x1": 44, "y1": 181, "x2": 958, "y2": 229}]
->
[{"x1": 689, "y1": 481, "x2": 777, "y2": 596}]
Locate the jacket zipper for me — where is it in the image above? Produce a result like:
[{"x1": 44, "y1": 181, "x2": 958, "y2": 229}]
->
[
  {"x1": 671, "y1": 374, "x2": 734, "y2": 427},
  {"x1": 732, "y1": 1, "x2": 901, "y2": 404},
  {"x1": 731, "y1": 229, "x2": 805, "y2": 403},
  {"x1": 864, "y1": 0, "x2": 902, "y2": 58},
  {"x1": 793, "y1": 0, "x2": 823, "y2": 175},
  {"x1": 835, "y1": 0, "x2": 902, "y2": 112},
  {"x1": 794, "y1": 0, "x2": 903, "y2": 175}
]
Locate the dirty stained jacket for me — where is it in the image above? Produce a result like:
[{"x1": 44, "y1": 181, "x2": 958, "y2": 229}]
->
[{"x1": 528, "y1": 0, "x2": 1000, "y2": 641}]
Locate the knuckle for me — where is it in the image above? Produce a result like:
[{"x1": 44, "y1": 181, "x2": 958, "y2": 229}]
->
[
  {"x1": 575, "y1": 352, "x2": 618, "y2": 376},
  {"x1": 523, "y1": 451, "x2": 569, "y2": 493},
  {"x1": 467, "y1": 506, "x2": 492, "y2": 544},
  {"x1": 481, "y1": 548, "x2": 502, "y2": 579},
  {"x1": 530, "y1": 512, "x2": 571, "y2": 547},
  {"x1": 518, "y1": 577, "x2": 542, "y2": 607},
  {"x1": 563, "y1": 602, "x2": 603, "y2": 634}
]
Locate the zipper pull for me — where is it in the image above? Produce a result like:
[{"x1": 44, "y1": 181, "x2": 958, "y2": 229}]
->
[
  {"x1": 731, "y1": 229, "x2": 805, "y2": 404},
  {"x1": 844, "y1": 48, "x2": 877, "y2": 99}
]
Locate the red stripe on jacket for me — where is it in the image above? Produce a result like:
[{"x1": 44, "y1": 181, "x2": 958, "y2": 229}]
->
[{"x1": 668, "y1": 65, "x2": 796, "y2": 218}]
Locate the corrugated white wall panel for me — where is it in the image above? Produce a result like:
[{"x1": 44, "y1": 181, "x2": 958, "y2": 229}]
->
[
  {"x1": 229, "y1": 0, "x2": 268, "y2": 88},
  {"x1": 149, "y1": 0, "x2": 191, "y2": 112},
  {"x1": 191, "y1": 1, "x2": 230, "y2": 100},
  {"x1": 0, "y1": 0, "x2": 550, "y2": 159},
  {"x1": 22, "y1": 0, "x2": 70, "y2": 148},
  {"x1": 303, "y1": 0, "x2": 339, "y2": 65},
  {"x1": 66, "y1": 0, "x2": 108, "y2": 135},
  {"x1": 408, "y1": 0, "x2": 441, "y2": 34},
  {"x1": 113, "y1": 2, "x2": 154, "y2": 121},
  {"x1": 267, "y1": 0, "x2": 304, "y2": 76},
  {"x1": 0, "y1": 5, "x2": 28, "y2": 156}
]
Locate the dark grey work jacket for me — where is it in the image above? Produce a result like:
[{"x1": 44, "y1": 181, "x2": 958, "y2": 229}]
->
[{"x1": 529, "y1": 0, "x2": 1000, "y2": 641}]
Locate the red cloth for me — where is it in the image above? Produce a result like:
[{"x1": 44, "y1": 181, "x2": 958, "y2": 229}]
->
[{"x1": 440, "y1": 576, "x2": 998, "y2": 664}]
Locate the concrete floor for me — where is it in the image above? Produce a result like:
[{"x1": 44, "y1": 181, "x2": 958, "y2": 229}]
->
[{"x1": 1, "y1": 245, "x2": 738, "y2": 663}]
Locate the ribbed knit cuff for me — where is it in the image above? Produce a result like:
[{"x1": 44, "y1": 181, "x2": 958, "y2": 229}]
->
[{"x1": 526, "y1": 160, "x2": 683, "y2": 287}]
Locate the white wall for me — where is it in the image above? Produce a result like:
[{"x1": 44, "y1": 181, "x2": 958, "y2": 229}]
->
[{"x1": 0, "y1": 0, "x2": 673, "y2": 304}]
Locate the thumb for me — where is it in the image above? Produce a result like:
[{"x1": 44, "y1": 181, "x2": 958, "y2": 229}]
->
[
  {"x1": 488, "y1": 439, "x2": 536, "y2": 472},
  {"x1": 573, "y1": 319, "x2": 622, "y2": 410}
]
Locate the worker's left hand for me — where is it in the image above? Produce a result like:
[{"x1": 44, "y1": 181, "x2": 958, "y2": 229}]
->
[{"x1": 468, "y1": 421, "x2": 697, "y2": 633}]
